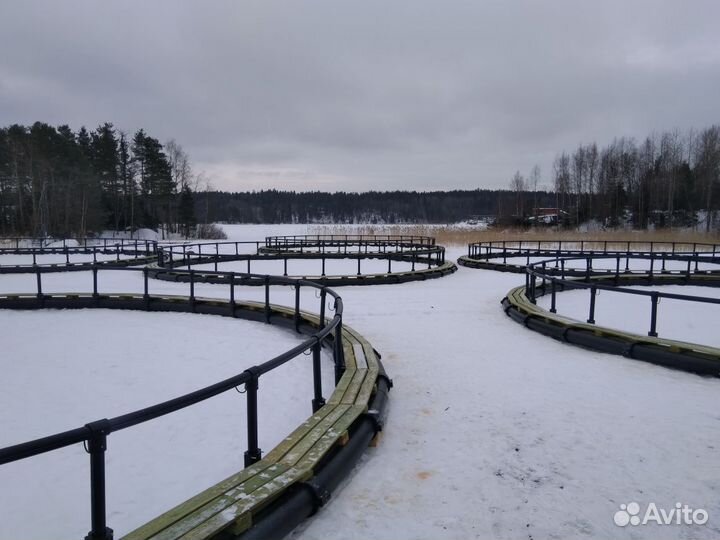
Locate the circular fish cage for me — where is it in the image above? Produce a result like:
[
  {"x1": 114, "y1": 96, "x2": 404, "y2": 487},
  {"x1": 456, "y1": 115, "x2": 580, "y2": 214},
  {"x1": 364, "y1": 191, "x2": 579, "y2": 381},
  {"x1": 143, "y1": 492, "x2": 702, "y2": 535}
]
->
[
  {"x1": 151, "y1": 235, "x2": 457, "y2": 286},
  {"x1": 0, "y1": 242, "x2": 391, "y2": 540},
  {"x1": 0, "y1": 237, "x2": 158, "y2": 273},
  {"x1": 501, "y1": 250, "x2": 720, "y2": 376}
]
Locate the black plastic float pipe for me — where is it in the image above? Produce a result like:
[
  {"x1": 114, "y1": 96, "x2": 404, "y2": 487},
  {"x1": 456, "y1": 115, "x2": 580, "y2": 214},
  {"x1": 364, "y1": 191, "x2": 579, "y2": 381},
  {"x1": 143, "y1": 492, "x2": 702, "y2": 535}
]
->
[{"x1": 238, "y1": 373, "x2": 390, "y2": 540}]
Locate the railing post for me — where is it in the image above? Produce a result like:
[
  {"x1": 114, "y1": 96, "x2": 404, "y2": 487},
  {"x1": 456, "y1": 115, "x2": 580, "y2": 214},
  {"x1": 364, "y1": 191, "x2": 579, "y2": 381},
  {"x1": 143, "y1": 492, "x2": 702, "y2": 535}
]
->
[
  {"x1": 531, "y1": 272, "x2": 537, "y2": 304},
  {"x1": 84, "y1": 419, "x2": 113, "y2": 540},
  {"x1": 587, "y1": 286, "x2": 597, "y2": 324},
  {"x1": 334, "y1": 314, "x2": 345, "y2": 385},
  {"x1": 264, "y1": 276, "x2": 271, "y2": 323},
  {"x1": 312, "y1": 339, "x2": 325, "y2": 412},
  {"x1": 143, "y1": 268, "x2": 149, "y2": 310},
  {"x1": 648, "y1": 254, "x2": 654, "y2": 283},
  {"x1": 294, "y1": 284, "x2": 301, "y2": 332},
  {"x1": 229, "y1": 274, "x2": 236, "y2": 316},
  {"x1": 36, "y1": 267, "x2": 44, "y2": 307},
  {"x1": 550, "y1": 278, "x2": 557, "y2": 313},
  {"x1": 243, "y1": 370, "x2": 262, "y2": 467},
  {"x1": 648, "y1": 293, "x2": 659, "y2": 337},
  {"x1": 357, "y1": 256, "x2": 361, "y2": 276},
  {"x1": 189, "y1": 270, "x2": 195, "y2": 312},
  {"x1": 92, "y1": 265, "x2": 99, "y2": 302},
  {"x1": 319, "y1": 288, "x2": 327, "y2": 326},
  {"x1": 525, "y1": 270, "x2": 530, "y2": 296}
]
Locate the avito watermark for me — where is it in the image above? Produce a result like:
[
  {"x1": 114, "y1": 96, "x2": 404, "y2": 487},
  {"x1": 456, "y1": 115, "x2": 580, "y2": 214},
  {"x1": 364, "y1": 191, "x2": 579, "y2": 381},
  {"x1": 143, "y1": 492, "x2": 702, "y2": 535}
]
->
[{"x1": 614, "y1": 502, "x2": 709, "y2": 527}]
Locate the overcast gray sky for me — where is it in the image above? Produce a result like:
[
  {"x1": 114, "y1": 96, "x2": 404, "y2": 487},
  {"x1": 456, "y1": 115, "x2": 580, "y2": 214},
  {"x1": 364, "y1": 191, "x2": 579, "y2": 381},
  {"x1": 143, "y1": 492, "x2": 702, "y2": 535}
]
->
[{"x1": 1, "y1": 1, "x2": 718, "y2": 192}]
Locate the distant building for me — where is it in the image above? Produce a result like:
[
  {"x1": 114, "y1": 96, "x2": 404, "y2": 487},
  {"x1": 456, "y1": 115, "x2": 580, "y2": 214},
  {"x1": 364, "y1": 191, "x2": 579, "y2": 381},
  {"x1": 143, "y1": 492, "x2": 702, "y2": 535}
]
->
[{"x1": 528, "y1": 208, "x2": 569, "y2": 226}]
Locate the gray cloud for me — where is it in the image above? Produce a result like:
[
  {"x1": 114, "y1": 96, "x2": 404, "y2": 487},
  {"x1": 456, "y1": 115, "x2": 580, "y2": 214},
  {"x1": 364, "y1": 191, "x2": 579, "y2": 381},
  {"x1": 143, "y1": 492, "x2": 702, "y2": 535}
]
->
[{"x1": 1, "y1": 0, "x2": 719, "y2": 192}]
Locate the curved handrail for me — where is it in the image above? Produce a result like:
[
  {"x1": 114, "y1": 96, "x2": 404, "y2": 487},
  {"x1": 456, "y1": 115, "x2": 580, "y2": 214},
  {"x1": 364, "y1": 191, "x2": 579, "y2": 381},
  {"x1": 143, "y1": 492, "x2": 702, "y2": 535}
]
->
[
  {"x1": 523, "y1": 252, "x2": 720, "y2": 338},
  {"x1": 0, "y1": 265, "x2": 343, "y2": 463},
  {"x1": 265, "y1": 234, "x2": 436, "y2": 247},
  {"x1": 0, "y1": 237, "x2": 157, "y2": 252},
  {"x1": 152, "y1": 238, "x2": 452, "y2": 286},
  {"x1": 459, "y1": 238, "x2": 720, "y2": 273},
  {"x1": 467, "y1": 239, "x2": 720, "y2": 255}
]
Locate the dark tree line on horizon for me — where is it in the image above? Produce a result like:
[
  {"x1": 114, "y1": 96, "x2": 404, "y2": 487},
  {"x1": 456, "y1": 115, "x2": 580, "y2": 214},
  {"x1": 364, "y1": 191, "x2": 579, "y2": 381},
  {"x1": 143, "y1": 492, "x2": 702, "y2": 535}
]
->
[
  {"x1": 198, "y1": 189, "x2": 557, "y2": 224},
  {"x1": 0, "y1": 122, "x2": 196, "y2": 237},
  {"x1": 543, "y1": 125, "x2": 720, "y2": 230},
  {"x1": 2, "y1": 121, "x2": 719, "y2": 236}
]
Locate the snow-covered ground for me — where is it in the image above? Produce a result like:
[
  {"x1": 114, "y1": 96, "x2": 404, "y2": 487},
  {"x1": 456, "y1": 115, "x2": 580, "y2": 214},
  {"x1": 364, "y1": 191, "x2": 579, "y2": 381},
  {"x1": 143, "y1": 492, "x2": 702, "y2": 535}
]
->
[{"x1": 1, "y1": 224, "x2": 719, "y2": 540}]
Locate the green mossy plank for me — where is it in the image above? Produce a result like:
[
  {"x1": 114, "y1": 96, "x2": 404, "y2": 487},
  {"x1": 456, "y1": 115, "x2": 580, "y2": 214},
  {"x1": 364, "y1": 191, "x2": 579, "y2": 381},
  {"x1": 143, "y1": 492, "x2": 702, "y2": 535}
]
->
[
  {"x1": 292, "y1": 405, "x2": 367, "y2": 470},
  {"x1": 354, "y1": 367, "x2": 379, "y2": 408},
  {"x1": 120, "y1": 461, "x2": 274, "y2": 540},
  {"x1": 327, "y1": 369, "x2": 355, "y2": 405},
  {"x1": 263, "y1": 404, "x2": 341, "y2": 463},
  {"x1": 279, "y1": 404, "x2": 352, "y2": 466},
  {"x1": 339, "y1": 368, "x2": 368, "y2": 404},
  {"x1": 176, "y1": 467, "x2": 312, "y2": 540},
  {"x1": 146, "y1": 463, "x2": 292, "y2": 540}
]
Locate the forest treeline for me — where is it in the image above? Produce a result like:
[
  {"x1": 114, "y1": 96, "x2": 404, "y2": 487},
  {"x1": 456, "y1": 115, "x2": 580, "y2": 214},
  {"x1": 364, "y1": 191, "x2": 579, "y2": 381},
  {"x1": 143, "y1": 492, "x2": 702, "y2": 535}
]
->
[
  {"x1": 2, "y1": 122, "x2": 719, "y2": 235},
  {"x1": 199, "y1": 189, "x2": 556, "y2": 224},
  {"x1": 539, "y1": 125, "x2": 720, "y2": 230},
  {"x1": 0, "y1": 122, "x2": 196, "y2": 237}
]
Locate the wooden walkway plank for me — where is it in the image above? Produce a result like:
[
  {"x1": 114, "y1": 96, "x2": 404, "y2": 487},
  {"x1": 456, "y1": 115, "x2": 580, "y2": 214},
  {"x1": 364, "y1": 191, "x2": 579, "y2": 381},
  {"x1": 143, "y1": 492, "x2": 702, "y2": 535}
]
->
[
  {"x1": 176, "y1": 467, "x2": 313, "y2": 540},
  {"x1": 292, "y1": 405, "x2": 367, "y2": 470},
  {"x1": 278, "y1": 404, "x2": 352, "y2": 466},
  {"x1": 122, "y1": 461, "x2": 278, "y2": 540},
  {"x1": 263, "y1": 404, "x2": 341, "y2": 463},
  {"x1": 148, "y1": 463, "x2": 293, "y2": 540}
]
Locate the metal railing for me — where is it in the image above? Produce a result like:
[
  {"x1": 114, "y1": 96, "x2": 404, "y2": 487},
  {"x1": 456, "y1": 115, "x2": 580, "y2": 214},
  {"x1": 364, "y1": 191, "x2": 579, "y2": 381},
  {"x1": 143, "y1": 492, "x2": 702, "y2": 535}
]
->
[
  {"x1": 524, "y1": 253, "x2": 720, "y2": 338},
  {"x1": 265, "y1": 234, "x2": 436, "y2": 249},
  {"x1": 467, "y1": 239, "x2": 720, "y2": 261},
  {"x1": 0, "y1": 237, "x2": 157, "y2": 253},
  {"x1": 155, "y1": 240, "x2": 448, "y2": 280},
  {"x1": 0, "y1": 265, "x2": 346, "y2": 540}
]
